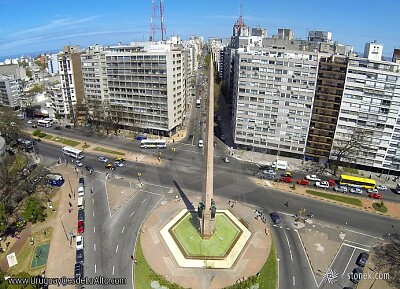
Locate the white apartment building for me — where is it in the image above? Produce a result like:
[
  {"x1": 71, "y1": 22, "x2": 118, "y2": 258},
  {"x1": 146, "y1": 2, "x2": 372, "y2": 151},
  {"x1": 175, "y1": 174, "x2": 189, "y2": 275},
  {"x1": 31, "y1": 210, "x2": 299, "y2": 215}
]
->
[
  {"x1": 0, "y1": 75, "x2": 22, "y2": 108},
  {"x1": 232, "y1": 43, "x2": 319, "y2": 158},
  {"x1": 104, "y1": 42, "x2": 186, "y2": 136},
  {"x1": 331, "y1": 46, "x2": 400, "y2": 172}
]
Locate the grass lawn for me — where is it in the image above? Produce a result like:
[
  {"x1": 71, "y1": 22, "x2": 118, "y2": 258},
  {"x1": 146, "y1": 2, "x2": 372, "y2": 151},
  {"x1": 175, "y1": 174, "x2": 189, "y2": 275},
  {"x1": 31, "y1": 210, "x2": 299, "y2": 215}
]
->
[
  {"x1": 94, "y1": 147, "x2": 125, "y2": 156},
  {"x1": 343, "y1": 167, "x2": 359, "y2": 174},
  {"x1": 7, "y1": 227, "x2": 53, "y2": 276},
  {"x1": 172, "y1": 213, "x2": 240, "y2": 257},
  {"x1": 82, "y1": 144, "x2": 90, "y2": 149},
  {"x1": 43, "y1": 134, "x2": 53, "y2": 140},
  {"x1": 52, "y1": 137, "x2": 80, "y2": 147},
  {"x1": 255, "y1": 239, "x2": 277, "y2": 289},
  {"x1": 306, "y1": 190, "x2": 362, "y2": 206},
  {"x1": 372, "y1": 202, "x2": 388, "y2": 213}
]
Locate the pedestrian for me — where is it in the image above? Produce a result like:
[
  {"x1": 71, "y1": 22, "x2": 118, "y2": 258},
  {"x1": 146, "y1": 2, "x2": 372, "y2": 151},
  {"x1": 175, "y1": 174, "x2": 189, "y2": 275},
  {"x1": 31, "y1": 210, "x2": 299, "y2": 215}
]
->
[
  {"x1": 285, "y1": 201, "x2": 289, "y2": 207},
  {"x1": 69, "y1": 202, "x2": 72, "y2": 207},
  {"x1": 68, "y1": 193, "x2": 71, "y2": 198},
  {"x1": 91, "y1": 187, "x2": 94, "y2": 194},
  {"x1": 68, "y1": 208, "x2": 72, "y2": 213},
  {"x1": 6, "y1": 242, "x2": 10, "y2": 248},
  {"x1": 130, "y1": 254, "x2": 133, "y2": 260},
  {"x1": 134, "y1": 258, "x2": 138, "y2": 264}
]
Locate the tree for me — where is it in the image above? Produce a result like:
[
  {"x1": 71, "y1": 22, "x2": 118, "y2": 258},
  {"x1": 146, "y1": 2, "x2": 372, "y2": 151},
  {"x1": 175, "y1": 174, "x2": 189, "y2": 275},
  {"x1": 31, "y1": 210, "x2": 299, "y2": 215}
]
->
[
  {"x1": 330, "y1": 127, "x2": 371, "y2": 175},
  {"x1": 22, "y1": 197, "x2": 46, "y2": 224},
  {"x1": 27, "y1": 84, "x2": 45, "y2": 94},
  {"x1": 0, "y1": 271, "x2": 41, "y2": 288},
  {"x1": 25, "y1": 68, "x2": 32, "y2": 79},
  {"x1": 0, "y1": 106, "x2": 23, "y2": 143},
  {"x1": 373, "y1": 233, "x2": 400, "y2": 288}
]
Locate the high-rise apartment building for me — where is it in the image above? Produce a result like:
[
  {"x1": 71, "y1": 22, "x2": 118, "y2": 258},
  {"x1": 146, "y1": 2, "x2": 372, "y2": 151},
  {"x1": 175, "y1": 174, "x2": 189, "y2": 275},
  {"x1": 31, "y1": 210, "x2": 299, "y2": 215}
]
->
[{"x1": 0, "y1": 75, "x2": 22, "y2": 109}]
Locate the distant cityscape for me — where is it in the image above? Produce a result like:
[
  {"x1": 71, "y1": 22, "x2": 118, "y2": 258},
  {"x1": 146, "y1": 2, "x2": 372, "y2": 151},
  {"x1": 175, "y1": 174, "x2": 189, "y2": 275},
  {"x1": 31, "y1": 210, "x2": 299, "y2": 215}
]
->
[{"x1": 1, "y1": 12, "x2": 400, "y2": 175}]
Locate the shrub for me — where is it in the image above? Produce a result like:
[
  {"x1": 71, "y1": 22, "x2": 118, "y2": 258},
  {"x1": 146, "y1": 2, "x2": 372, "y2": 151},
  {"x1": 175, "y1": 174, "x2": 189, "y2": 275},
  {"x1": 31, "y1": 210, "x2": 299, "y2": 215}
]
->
[
  {"x1": 38, "y1": 132, "x2": 47, "y2": 138},
  {"x1": 32, "y1": 129, "x2": 41, "y2": 136}
]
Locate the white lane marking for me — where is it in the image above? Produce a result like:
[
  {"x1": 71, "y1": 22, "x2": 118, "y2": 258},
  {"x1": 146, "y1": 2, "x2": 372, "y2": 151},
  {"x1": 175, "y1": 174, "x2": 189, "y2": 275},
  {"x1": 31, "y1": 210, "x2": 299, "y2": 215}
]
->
[
  {"x1": 277, "y1": 258, "x2": 280, "y2": 289},
  {"x1": 342, "y1": 243, "x2": 371, "y2": 251},
  {"x1": 92, "y1": 198, "x2": 94, "y2": 204},
  {"x1": 295, "y1": 230, "x2": 319, "y2": 287},
  {"x1": 93, "y1": 226, "x2": 96, "y2": 234},
  {"x1": 293, "y1": 276, "x2": 295, "y2": 286},
  {"x1": 94, "y1": 244, "x2": 96, "y2": 251},
  {"x1": 105, "y1": 181, "x2": 111, "y2": 217},
  {"x1": 286, "y1": 227, "x2": 290, "y2": 230},
  {"x1": 317, "y1": 242, "x2": 344, "y2": 287},
  {"x1": 139, "y1": 190, "x2": 164, "y2": 196},
  {"x1": 141, "y1": 198, "x2": 147, "y2": 204},
  {"x1": 93, "y1": 211, "x2": 95, "y2": 217},
  {"x1": 284, "y1": 230, "x2": 293, "y2": 262},
  {"x1": 130, "y1": 211, "x2": 135, "y2": 217},
  {"x1": 343, "y1": 239, "x2": 371, "y2": 248},
  {"x1": 342, "y1": 248, "x2": 356, "y2": 277},
  {"x1": 345, "y1": 228, "x2": 383, "y2": 240},
  {"x1": 94, "y1": 264, "x2": 97, "y2": 274},
  {"x1": 121, "y1": 227, "x2": 125, "y2": 234},
  {"x1": 116, "y1": 245, "x2": 119, "y2": 253},
  {"x1": 112, "y1": 266, "x2": 115, "y2": 275}
]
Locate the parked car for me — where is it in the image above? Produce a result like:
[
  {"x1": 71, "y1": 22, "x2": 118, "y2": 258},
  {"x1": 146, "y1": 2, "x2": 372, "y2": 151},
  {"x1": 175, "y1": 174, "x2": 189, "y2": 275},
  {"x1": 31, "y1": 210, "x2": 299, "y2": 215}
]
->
[
  {"x1": 270, "y1": 212, "x2": 281, "y2": 224},
  {"x1": 98, "y1": 156, "x2": 108, "y2": 163},
  {"x1": 78, "y1": 220, "x2": 85, "y2": 234},
  {"x1": 79, "y1": 177, "x2": 84, "y2": 186},
  {"x1": 65, "y1": 124, "x2": 72, "y2": 129},
  {"x1": 85, "y1": 165, "x2": 93, "y2": 172},
  {"x1": 74, "y1": 262, "x2": 83, "y2": 279},
  {"x1": 75, "y1": 160, "x2": 83, "y2": 167},
  {"x1": 262, "y1": 170, "x2": 276, "y2": 175},
  {"x1": 259, "y1": 165, "x2": 272, "y2": 171},
  {"x1": 198, "y1": 140, "x2": 204, "y2": 148},
  {"x1": 315, "y1": 181, "x2": 329, "y2": 189},
  {"x1": 306, "y1": 175, "x2": 321, "y2": 181},
  {"x1": 54, "y1": 126, "x2": 62, "y2": 130},
  {"x1": 327, "y1": 179, "x2": 335, "y2": 186},
  {"x1": 280, "y1": 176, "x2": 293, "y2": 183},
  {"x1": 334, "y1": 185, "x2": 348, "y2": 193},
  {"x1": 297, "y1": 179, "x2": 309, "y2": 185},
  {"x1": 367, "y1": 189, "x2": 378, "y2": 194},
  {"x1": 350, "y1": 188, "x2": 363, "y2": 194},
  {"x1": 78, "y1": 209, "x2": 84, "y2": 222},
  {"x1": 356, "y1": 252, "x2": 369, "y2": 267},
  {"x1": 76, "y1": 249, "x2": 84, "y2": 264},
  {"x1": 76, "y1": 236, "x2": 84, "y2": 250},
  {"x1": 350, "y1": 267, "x2": 363, "y2": 284},
  {"x1": 369, "y1": 192, "x2": 383, "y2": 199},
  {"x1": 259, "y1": 173, "x2": 275, "y2": 180},
  {"x1": 376, "y1": 185, "x2": 387, "y2": 191},
  {"x1": 222, "y1": 156, "x2": 230, "y2": 163},
  {"x1": 78, "y1": 187, "x2": 84, "y2": 197}
]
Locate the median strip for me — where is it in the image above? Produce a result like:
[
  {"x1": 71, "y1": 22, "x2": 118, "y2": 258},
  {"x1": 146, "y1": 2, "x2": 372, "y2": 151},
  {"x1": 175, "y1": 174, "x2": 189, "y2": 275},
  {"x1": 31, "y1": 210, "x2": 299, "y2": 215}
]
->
[
  {"x1": 305, "y1": 190, "x2": 362, "y2": 206},
  {"x1": 94, "y1": 147, "x2": 126, "y2": 156}
]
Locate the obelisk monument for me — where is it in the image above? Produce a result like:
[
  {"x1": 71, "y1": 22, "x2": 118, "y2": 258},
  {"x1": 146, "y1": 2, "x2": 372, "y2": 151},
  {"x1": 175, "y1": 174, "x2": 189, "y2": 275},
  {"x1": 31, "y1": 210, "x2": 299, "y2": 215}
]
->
[{"x1": 199, "y1": 54, "x2": 216, "y2": 239}]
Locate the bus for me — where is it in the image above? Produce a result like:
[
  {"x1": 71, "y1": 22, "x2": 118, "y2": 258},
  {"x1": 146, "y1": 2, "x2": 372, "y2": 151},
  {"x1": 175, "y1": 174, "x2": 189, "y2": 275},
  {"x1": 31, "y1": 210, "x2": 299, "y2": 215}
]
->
[
  {"x1": 62, "y1": 146, "x2": 85, "y2": 159},
  {"x1": 196, "y1": 99, "x2": 201, "y2": 108},
  {"x1": 45, "y1": 173, "x2": 65, "y2": 187},
  {"x1": 396, "y1": 183, "x2": 400, "y2": 194},
  {"x1": 37, "y1": 120, "x2": 52, "y2": 128},
  {"x1": 339, "y1": 174, "x2": 376, "y2": 189},
  {"x1": 140, "y1": 139, "x2": 167, "y2": 149}
]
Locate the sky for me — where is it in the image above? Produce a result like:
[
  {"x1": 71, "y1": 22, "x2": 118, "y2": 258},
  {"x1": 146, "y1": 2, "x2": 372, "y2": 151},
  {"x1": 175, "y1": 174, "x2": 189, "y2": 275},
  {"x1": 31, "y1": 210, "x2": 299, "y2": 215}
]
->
[{"x1": 1, "y1": 0, "x2": 399, "y2": 59}]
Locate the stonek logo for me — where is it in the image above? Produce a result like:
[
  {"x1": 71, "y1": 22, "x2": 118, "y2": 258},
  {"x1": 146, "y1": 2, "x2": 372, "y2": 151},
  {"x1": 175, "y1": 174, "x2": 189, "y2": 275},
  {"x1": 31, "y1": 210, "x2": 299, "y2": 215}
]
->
[{"x1": 322, "y1": 268, "x2": 339, "y2": 284}]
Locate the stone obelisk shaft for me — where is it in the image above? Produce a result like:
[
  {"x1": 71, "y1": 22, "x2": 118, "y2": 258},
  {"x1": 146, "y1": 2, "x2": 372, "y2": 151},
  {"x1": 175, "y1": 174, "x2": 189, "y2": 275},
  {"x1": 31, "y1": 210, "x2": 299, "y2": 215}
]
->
[{"x1": 201, "y1": 55, "x2": 215, "y2": 238}]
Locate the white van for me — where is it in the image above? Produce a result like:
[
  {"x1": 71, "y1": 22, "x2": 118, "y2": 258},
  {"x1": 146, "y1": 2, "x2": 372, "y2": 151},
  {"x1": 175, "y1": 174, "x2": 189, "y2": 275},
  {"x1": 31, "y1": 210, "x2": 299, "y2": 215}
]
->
[
  {"x1": 77, "y1": 196, "x2": 84, "y2": 210},
  {"x1": 198, "y1": 140, "x2": 204, "y2": 148},
  {"x1": 78, "y1": 186, "x2": 85, "y2": 197}
]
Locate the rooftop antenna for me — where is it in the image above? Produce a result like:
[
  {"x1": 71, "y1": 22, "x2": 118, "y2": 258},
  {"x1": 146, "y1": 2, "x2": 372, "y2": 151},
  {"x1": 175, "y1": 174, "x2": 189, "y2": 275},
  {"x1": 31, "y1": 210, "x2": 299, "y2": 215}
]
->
[{"x1": 149, "y1": 0, "x2": 167, "y2": 41}]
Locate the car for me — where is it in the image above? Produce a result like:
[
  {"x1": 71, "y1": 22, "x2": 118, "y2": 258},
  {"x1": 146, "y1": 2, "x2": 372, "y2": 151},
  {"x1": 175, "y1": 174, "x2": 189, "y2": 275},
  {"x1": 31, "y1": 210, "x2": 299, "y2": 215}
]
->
[
  {"x1": 280, "y1": 176, "x2": 293, "y2": 183},
  {"x1": 305, "y1": 175, "x2": 321, "y2": 181},
  {"x1": 334, "y1": 185, "x2": 348, "y2": 193},
  {"x1": 79, "y1": 177, "x2": 84, "y2": 186},
  {"x1": 115, "y1": 157, "x2": 125, "y2": 163},
  {"x1": 270, "y1": 212, "x2": 281, "y2": 224},
  {"x1": 74, "y1": 262, "x2": 83, "y2": 279},
  {"x1": 78, "y1": 187, "x2": 84, "y2": 197},
  {"x1": 350, "y1": 188, "x2": 363, "y2": 194},
  {"x1": 222, "y1": 156, "x2": 230, "y2": 163},
  {"x1": 262, "y1": 169, "x2": 276, "y2": 175},
  {"x1": 114, "y1": 161, "x2": 124, "y2": 167},
  {"x1": 84, "y1": 165, "x2": 93, "y2": 172},
  {"x1": 76, "y1": 249, "x2": 84, "y2": 264},
  {"x1": 356, "y1": 252, "x2": 369, "y2": 267},
  {"x1": 350, "y1": 267, "x2": 363, "y2": 284},
  {"x1": 75, "y1": 160, "x2": 83, "y2": 167},
  {"x1": 367, "y1": 189, "x2": 378, "y2": 194},
  {"x1": 284, "y1": 172, "x2": 293, "y2": 177},
  {"x1": 99, "y1": 156, "x2": 108, "y2": 163},
  {"x1": 34, "y1": 137, "x2": 41, "y2": 142},
  {"x1": 259, "y1": 173, "x2": 275, "y2": 180},
  {"x1": 78, "y1": 220, "x2": 85, "y2": 234},
  {"x1": 259, "y1": 165, "x2": 273, "y2": 171},
  {"x1": 54, "y1": 126, "x2": 62, "y2": 130},
  {"x1": 297, "y1": 179, "x2": 309, "y2": 185},
  {"x1": 376, "y1": 185, "x2": 387, "y2": 191},
  {"x1": 217, "y1": 116, "x2": 222, "y2": 121},
  {"x1": 221, "y1": 134, "x2": 225, "y2": 140},
  {"x1": 315, "y1": 181, "x2": 330, "y2": 189},
  {"x1": 105, "y1": 163, "x2": 115, "y2": 170},
  {"x1": 369, "y1": 192, "x2": 383, "y2": 199},
  {"x1": 198, "y1": 140, "x2": 204, "y2": 148},
  {"x1": 78, "y1": 209, "x2": 84, "y2": 221},
  {"x1": 27, "y1": 120, "x2": 32, "y2": 124},
  {"x1": 327, "y1": 179, "x2": 335, "y2": 186},
  {"x1": 31, "y1": 124, "x2": 37, "y2": 128},
  {"x1": 65, "y1": 124, "x2": 72, "y2": 129},
  {"x1": 76, "y1": 236, "x2": 84, "y2": 250},
  {"x1": 135, "y1": 135, "x2": 147, "y2": 141}
]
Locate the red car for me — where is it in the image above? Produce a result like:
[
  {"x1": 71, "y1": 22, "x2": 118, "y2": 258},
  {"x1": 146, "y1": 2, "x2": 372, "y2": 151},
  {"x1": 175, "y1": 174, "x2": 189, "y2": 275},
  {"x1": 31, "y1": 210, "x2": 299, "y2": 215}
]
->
[
  {"x1": 78, "y1": 220, "x2": 85, "y2": 234},
  {"x1": 280, "y1": 176, "x2": 293, "y2": 183},
  {"x1": 369, "y1": 192, "x2": 383, "y2": 200},
  {"x1": 297, "y1": 179, "x2": 309, "y2": 185}
]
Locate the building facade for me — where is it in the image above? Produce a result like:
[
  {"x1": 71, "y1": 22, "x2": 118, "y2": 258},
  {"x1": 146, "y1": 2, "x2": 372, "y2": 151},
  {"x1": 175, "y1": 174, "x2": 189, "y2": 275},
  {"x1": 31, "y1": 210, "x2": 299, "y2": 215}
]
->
[{"x1": 0, "y1": 75, "x2": 22, "y2": 109}]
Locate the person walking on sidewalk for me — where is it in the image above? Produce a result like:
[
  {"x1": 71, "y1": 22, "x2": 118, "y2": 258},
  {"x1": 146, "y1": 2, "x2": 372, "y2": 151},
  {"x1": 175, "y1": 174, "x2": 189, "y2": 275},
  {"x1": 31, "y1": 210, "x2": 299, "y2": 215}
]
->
[{"x1": 285, "y1": 201, "x2": 289, "y2": 207}]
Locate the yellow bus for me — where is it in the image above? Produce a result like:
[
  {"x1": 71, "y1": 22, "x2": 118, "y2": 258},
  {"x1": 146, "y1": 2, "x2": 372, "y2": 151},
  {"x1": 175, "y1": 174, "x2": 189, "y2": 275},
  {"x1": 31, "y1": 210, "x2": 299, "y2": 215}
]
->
[{"x1": 339, "y1": 174, "x2": 376, "y2": 189}]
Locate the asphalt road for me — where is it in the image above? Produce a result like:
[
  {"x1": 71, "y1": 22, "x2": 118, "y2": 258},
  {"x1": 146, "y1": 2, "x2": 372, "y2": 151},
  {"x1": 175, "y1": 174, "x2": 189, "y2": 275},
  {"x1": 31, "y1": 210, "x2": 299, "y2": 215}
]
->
[{"x1": 33, "y1": 136, "x2": 398, "y2": 289}]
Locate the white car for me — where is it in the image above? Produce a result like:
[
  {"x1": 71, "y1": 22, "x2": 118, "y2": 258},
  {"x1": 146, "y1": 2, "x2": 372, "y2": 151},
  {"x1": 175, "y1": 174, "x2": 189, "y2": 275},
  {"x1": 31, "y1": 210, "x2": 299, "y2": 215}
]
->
[
  {"x1": 78, "y1": 186, "x2": 85, "y2": 197},
  {"x1": 306, "y1": 175, "x2": 321, "y2": 182},
  {"x1": 223, "y1": 156, "x2": 230, "y2": 163},
  {"x1": 262, "y1": 170, "x2": 276, "y2": 175},
  {"x1": 376, "y1": 185, "x2": 387, "y2": 191},
  {"x1": 75, "y1": 160, "x2": 83, "y2": 167},
  {"x1": 315, "y1": 181, "x2": 329, "y2": 189},
  {"x1": 98, "y1": 156, "x2": 108, "y2": 163},
  {"x1": 114, "y1": 161, "x2": 124, "y2": 167},
  {"x1": 334, "y1": 185, "x2": 348, "y2": 193},
  {"x1": 198, "y1": 140, "x2": 204, "y2": 148},
  {"x1": 27, "y1": 120, "x2": 32, "y2": 124},
  {"x1": 367, "y1": 189, "x2": 378, "y2": 194},
  {"x1": 350, "y1": 188, "x2": 363, "y2": 194},
  {"x1": 76, "y1": 236, "x2": 84, "y2": 250}
]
